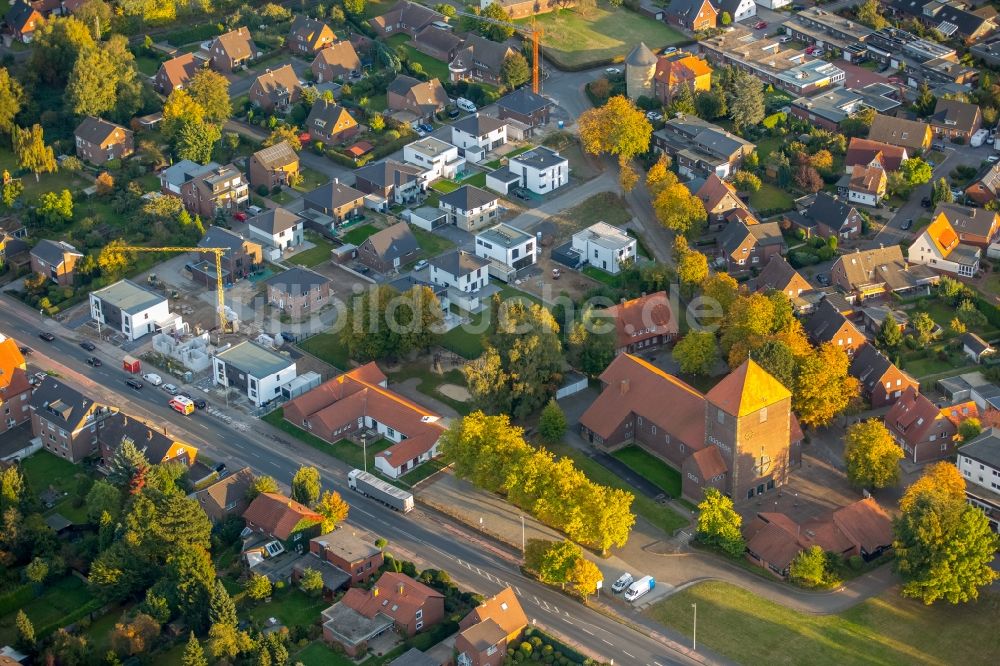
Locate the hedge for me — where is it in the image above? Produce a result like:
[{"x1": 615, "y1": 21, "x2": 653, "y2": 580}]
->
[
  {"x1": 0, "y1": 583, "x2": 35, "y2": 616},
  {"x1": 36, "y1": 598, "x2": 105, "y2": 639}
]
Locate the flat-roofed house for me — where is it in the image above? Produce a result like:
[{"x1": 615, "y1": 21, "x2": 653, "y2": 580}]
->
[{"x1": 212, "y1": 340, "x2": 297, "y2": 407}]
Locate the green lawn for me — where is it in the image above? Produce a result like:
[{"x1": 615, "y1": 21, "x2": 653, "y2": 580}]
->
[
  {"x1": 646, "y1": 581, "x2": 1000, "y2": 666},
  {"x1": 20, "y1": 450, "x2": 79, "y2": 496},
  {"x1": 0, "y1": 576, "x2": 96, "y2": 644},
  {"x1": 582, "y1": 265, "x2": 624, "y2": 287},
  {"x1": 269, "y1": 189, "x2": 295, "y2": 205},
  {"x1": 299, "y1": 332, "x2": 350, "y2": 369},
  {"x1": 750, "y1": 183, "x2": 796, "y2": 212},
  {"x1": 542, "y1": 441, "x2": 689, "y2": 535},
  {"x1": 387, "y1": 364, "x2": 472, "y2": 416},
  {"x1": 626, "y1": 229, "x2": 652, "y2": 259},
  {"x1": 410, "y1": 224, "x2": 456, "y2": 261},
  {"x1": 518, "y1": 5, "x2": 687, "y2": 68},
  {"x1": 295, "y1": 642, "x2": 356, "y2": 666},
  {"x1": 262, "y1": 409, "x2": 392, "y2": 472},
  {"x1": 342, "y1": 223, "x2": 379, "y2": 246},
  {"x1": 431, "y1": 179, "x2": 461, "y2": 194},
  {"x1": 246, "y1": 587, "x2": 329, "y2": 631},
  {"x1": 134, "y1": 54, "x2": 163, "y2": 77},
  {"x1": 612, "y1": 445, "x2": 682, "y2": 498},
  {"x1": 400, "y1": 44, "x2": 451, "y2": 82},
  {"x1": 462, "y1": 171, "x2": 487, "y2": 188},
  {"x1": 288, "y1": 232, "x2": 335, "y2": 267},
  {"x1": 440, "y1": 309, "x2": 488, "y2": 359},
  {"x1": 754, "y1": 136, "x2": 784, "y2": 161},
  {"x1": 293, "y1": 166, "x2": 329, "y2": 192}
]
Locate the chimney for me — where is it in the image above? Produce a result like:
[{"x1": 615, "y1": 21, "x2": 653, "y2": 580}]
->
[
  {"x1": 372, "y1": 586, "x2": 380, "y2": 597},
  {"x1": 620, "y1": 379, "x2": 630, "y2": 395},
  {"x1": 398, "y1": 583, "x2": 405, "y2": 595}
]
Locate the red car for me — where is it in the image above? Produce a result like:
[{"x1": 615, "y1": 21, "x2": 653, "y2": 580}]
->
[
  {"x1": 805, "y1": 45, "x2": 817, "y2": 54},
  {"x1": 299, "y1": 132, "x2": 311, "y2": 143},
  {"x1": 754, "y1": 21, "x2": 768, "y2": 30},
  {"x1": 233, "y1": 212, "x2": 248, "y2": 222}
]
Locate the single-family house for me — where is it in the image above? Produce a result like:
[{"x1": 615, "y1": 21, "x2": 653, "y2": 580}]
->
[
  {"x1": 450, "y1": 114, "x2": 507, "y2": 162},
  {"x1": 474, "y1": 223, "x2": 536, "y2": 274},
  {"x1": 282, "y1": 363, "x2": 446, "y2": 478},
  {"x1": 570, "y1": 222, "x2": 636, "y2": 275},
  {"x1": 847, "y1": 165, "x2": 887, "y2": 207},
  {"x1": 411, "y1": 25, "x2": 464, "y2": 62},
  {"x1": 957, "y1": 428, "x2": 1000, "y2": 531},
  {"x1": 247, "y1": 207, "x2": 304, "y2": 250},
  {"x1": 449, "y1": 33, "x2": 517, "y2": 86},
  {"x1": 756, "y1": 256, "x2": 812, "y2": 301},
  {"x1": 717, "y1": 0, "x2": 755, "y2": 22},
  {"x1": 929, "y1": 98, "x2": 982, "y2": 141},
  {"x1": 353, "y1": 160, "x2": 427, "y2": 204},
  {"x1": 429, "y1": 250, "x2": 488, "y2": 292},
  {"x1": 652, "y1": 51, "x2": 713, "y2": 105},
  {"x1": 193, "y1": 466, "x2": 256, "y2": 522},
  {"x1": 665, "y1": 0, "x2": 718, "y2": 31},
  {"x1": 196, "y1": 226, "x2": 263, "y2": 285},
  {"x1": 89, "y1": 279, "x2": 175, "y2": 342},
  {"x1": 831, "y1": 246, "x2": 938, "y2": 301},
  {"x1": 803, "y1": 298, "x2": 866, "y2": 356},
  {"x1": 966, "y1": 163, "x2": 1000, "y2": 206},
  {"x1": 884, "y1": 386, "x2": 975, "y2": 463},
  {"x1": 602, "y1": 291, "x2": 678, "y2": 356},
  {"x1": 212, "y1": 340, "x2": 297, "y2": 407},
  {"x1": 249, "y1": 64, "x2": 302, "y2": 114},
  {"x1": 931, "y1": 203, "x2": 1000, "y2": 248},
  {"x1": 74, "y1": 116, "x2": 133, "y2": 165},
  {"x1": 696, "y1": 174, "x2": 747, "y2": 231},
  {"x1": 845, "y1": 137, "x2": 908, "y2": 173},
  {"x1": 160, "y1": 159, "x2": 218, "y2": 196},
  {"x1": 243, "y1": 491, "x2": 323, "y2": 548},
  {"x1": 264, "y1": 266, "x2": 333, "y2": 318},
  {"x1": 180, "y1": 163, "x2": 249, "y2": 218},
  {"x1": 30, "y1": 240, "x2": 82, "y2": 287},
  {"x1": 403, "y1": 137, "x2": 464, "y2": 181},
  {"x1": 803, "y1": 192, "x2": 864, "y2": 240},
  {"x1": 439, "y1": 185, "x2": 500, "y2": 233},
  {"x1": 717, "y1": 220, "x2": 784, "y2": 272},
  {"x1": 357, "y1": 222, "x2": 421, "y2": 273},
  {"x1": 849, "y1": 343, "x2": 919, "y2": 408},
  {"x1": 303, "y1": 180, "x2": 367, "y2": 226},
  {"x1": 496, "y1": 88, "x2": 552, "y2": 130},
  {"x1": 309, "y1": 530, "x2": 385, "y2": 586},
  {"x1": 867, "y1": 114, "x2": 933, "y2": 153},
  {"x1": 908, "y1": 214, "x2": 980, "y2": 278},
  {"x1": 207, "y1": 27, "x2": 258, "y2": 73},
  {"x1": 97, "y1": 413, "x2": 197, "y2": 468},
  {"x1": 369, "y1": 0, "x2": 442, "y2": 37},
  {"x1": 153, "y1": 52, "x2": 200, "y2": 94},
  {"x1": 507, "y1": 146, "x2": 568, "y2": 195},
  {"x1": 456, "y1": 588, "x2": 528, "y2": 666},
  {"x1": 305, "y1": 100, "x2": 359, "y2": 145},
  {"x1": 288, "y1": 15, "x2": 336, "y2": 55},
  {"x1": 387, "y1": 75, "x2": 450, "y2": 122},
  {"x1": 248, "y1": 141, "x2": 300, "y2": 190},
  {"x1": 5, "y1": 1, "x2": 42, "y2": 42},
  {"x1": 311, "y1": 40, "x2": 362, "y2": 82}
]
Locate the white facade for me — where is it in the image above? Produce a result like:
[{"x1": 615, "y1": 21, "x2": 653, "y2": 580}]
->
[
  {"x1": 247, "y1": 219, "x2": 304, "y2": 250},
  {"x1": 429, "y1": 258, "x2": 488, "y2": 292},
  {"x1": 756, "y1": 0, "x2": 790, "y2": 8},
  {"x1": 848, "y1": 188, "x2": 880, "y2": 207},
  {"x1": 474, "y1": 224, "x2": 537, "y2": 270},
  {"x1": 957, "y1": 447, "x2": 1000, "y2": 511},
  {"x1": 727, "y1": 0, "x2": 757, "y2": 21},
  {"x1": 375, "y1": 440, "x2": 440, "y2": 479},
  {"x1": 403, "y1": 138, "x2": 465, "y2": 181},
  {"x1": 571, "y1": 222, "x2": 637, "y2": 275},
  {"x1": 89, "y1": 282, "x2": 174, "y2": 342},
  {"x1": 438, "y1": 194, "x2": 499, "y2": 232},
  {"x1": 508, "y1": 147, "x2": 569, "y2": 195},
  {"x1": 908, "y1": 231, "x2": 979, "y2": 278},
  {"x1": 450, "y1": 122, "x2": 507, "y2": 162},
  {"x1": 212, "y1": 342, "x2": 297, "y2": 407}
]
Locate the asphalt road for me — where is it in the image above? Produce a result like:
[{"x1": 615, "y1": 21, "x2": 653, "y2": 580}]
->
[{"x1": 2, "y1": 298, "x2": 712, "y2": 666}]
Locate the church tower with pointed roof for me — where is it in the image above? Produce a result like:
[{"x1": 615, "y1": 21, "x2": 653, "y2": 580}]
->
[{"x1": 705, "y1": 359, "x2": 793, "y2": 502}]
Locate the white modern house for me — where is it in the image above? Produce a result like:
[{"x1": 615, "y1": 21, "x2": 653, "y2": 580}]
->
[
  {"x1": 449, "y1": 114, "x2": 507, "y2": 162},
  {"x1": 429, "y1": 250, "x2": 488, "y2": 292},
  {"x1": 508, "y1": 146, "x2": 568, "y2": 195},
  {"x1": 402, "y1": 136, "x2": 465, "y2": 181},
  {"x1": 247, "y1": 207, "x2": 304, "y2": 251},
  {"x1": 89, "y1": 279, "x2": 184, "y2": 342},
  {"x1": 438, "y1": 185, "x2": 500, "y2": 232},
  {"x1": 474, "y1": 223, "x2": 537, "y2": 281},
  {"x1": 956, "y1": 428, "x2": 1000, "y2": 531},
  {"x1": 571, "y1": 222, "x2": 637, "y2": 275},
  {"x1": 212, "y1": 341, "x2": 296, "y2": 407}
]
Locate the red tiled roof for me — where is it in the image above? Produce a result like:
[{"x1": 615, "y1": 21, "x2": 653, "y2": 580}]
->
[
  {"x1": 696, "y1": 173, "x2": 745, "y2": 214},
  {"x1": 688, "y1": 446, "x2": 727, "y2": 480},
  {"x1": 342, "y1": 571, "x2": 443, "y2": 623},
  {"x1": 242, "y1": 492, "x2": 322, "y2": 540},
  {"x1": 831, "y1": 498, "x2": 893, "y2": 554},
  {"x1": 602, "y1": 291, "x2": 678, "y2": 349},
  {"x1": 845, "y1": 137, "x2": 906, "y2": 172}
]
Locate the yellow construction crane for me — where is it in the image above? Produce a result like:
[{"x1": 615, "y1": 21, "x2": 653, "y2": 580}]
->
[{"x1": 115, "y1": 246, "x2": 232, "y2": 331}]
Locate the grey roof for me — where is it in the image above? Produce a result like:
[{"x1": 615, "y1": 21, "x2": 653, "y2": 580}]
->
[
  {"x1": 214, "y1": 341, "x2": 293, "y2": 377},
  {"x1": 310, "y1": 529, "x2": 383, "y2": 561},
  {"x1": 849, "y1": 344, "x2": 905, "y2": 392},
  {"x1": 29, "y1": 376, "x2": 95, "y2": 431},
  {"x1": 961, "y1": 332, "x2": 993, "y2": 356},
  {"x1": 363, "y1": 222, "x2": 420, "y2": 261},
  {"x1": 92, "y1": 279, "x2": 165, "y2": 314},
  {"x1": 264, "y1": 266, "x2": 331, "y2": 293},
  {"x1": 804, "y1": 299, "x2": 856, "y2": 344},
  {"x1": 408, "y1": 136, "x2": 455, "y2": 158},
  {"x1": 451, "y1": 114, "x2": 507, "y2": 137},
  {"x1": 666, "y1": 0, "x2": 712, "y2": 21},
  {"x1": 388, "y1": 648, "x2": 439, "y2": 666},
  {"x1": 930, "y1": 98, "x2": 981, "y2": 133},
  {"x1": 625, "y1": 42, "x2": 657, "y2": 67},
  {"x1": 430, "y1": 250, "x2": 488, "y2": 277},
  {"x1": 75, "y1": 116, "x2": 128, "y2": 146},
  {"x1": 960, "y1": 428, "x2": 1000, "y2": 470},
  {"x1": 200, "y1": 226, "x2": 251, "y2": 255},
  {"x1": 497, "y1": 88, "x2": 552, "y2": 115},
  {"x1": 439, "y1": 185, "x2": 498, "y2": 212},
  {"x1": 935, "y1": 203, "x2": 997, "y2": 239},
  {"x1": 304, "y1": 181, "x2": 366, "y2": 210},
  {"x1": 354, "y1": 160, "x2": 425, "y2": 189},
  {"x1": 510, "y1": 146, "x2": 566, "y2": 170},
  {"x1": 248, "y1": 207, "x2": 302, "y2": 236},
  {"x1": 388, "y1": 274, "x2": 447, "y2": 298},
  {"x1": 161, "y1": 160, "x2": 219, "y2": 188},
  {"x1": 30, "y1": 239, "x2": 82, "y2": 266},
  {"x1": 488, "y1": 165, "x2": 518, "y2": 183},
  {"x1": 5, "y1": 1, "x2": 37, "y2": 32},
  {"x1": 807, "y1": 193, "x2": 858, "y2": 229},
  {"x1": 453, "y1": 33, "x2": 512, "y2": 73},
  {"x1": 99, "y1": 413, "x2": 177, "y2": 464},
  {"x1": 477, "y1": 223, "x2": 532, "y2": 248}
]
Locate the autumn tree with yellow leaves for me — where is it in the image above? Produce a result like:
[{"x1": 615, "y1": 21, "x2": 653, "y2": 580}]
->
[{"x1": 578, "y1": 95, "x2": 652, "y2": 192}]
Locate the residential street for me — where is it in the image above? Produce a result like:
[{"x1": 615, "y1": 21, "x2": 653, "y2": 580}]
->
[{"x1": 1, "y1": 295, "x2": 715, "y2": 666}]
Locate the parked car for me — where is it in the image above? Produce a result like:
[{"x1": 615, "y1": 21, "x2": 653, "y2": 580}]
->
[
  {"x1": 605, "y1": 67, "x2": 621, "y2": 75},
  {"x1": 511, "y1": 188, "x2": 530, "y2": 201},
  {"x1": 233, "y1": 212, "x2": 247, "y2": 222},
  {"x1": 817, "y1": 273, "x2": 830, "y2": 286},
  {"x1": 661, "y1": 47, "x2": 677, "y2": 55},
  {"x1": 779, "y1": 36, "x2": 792, "y2": 43},
  {"x1": 247, "y1": 205, "x2": 263, "y2": 216},
  {"x1": 86, "y1": 356, "x2": 102, "y2": 367},
  {"x1": 989, "y1": 154, "x2": 1000, "y2": 164},
  {"x1": 753, "y1": 20, "x2": 767, "y2": 29},
  {"x1": 125, "y1": 377, "x2": 144, "y2": 390},
  {"x1": 446, "y1": 105, "x2": 460, "y2": 119},
  {"x1": 143, "y1": 372, "x2": 163, "y2": 386},
  {"x1": 79, "y1": 341, "x2": 96, "y2": 351},
  {"x1": 38, "y1": 331, "x2": 55, "y2": 342},
  {"x1": 415, "y1": 126, "x2": 427, "y2": 137},
  {"x1": 792, "y1": 3, "x2": 806, "y2": 9},
  {"x1": 612, "y1": 573, "x2": 634, "y2": 593},
  {"x1": 921, "y1": 197, "x2": 932, "y2": 208},
  {"x1": 456, "y1": 97, "x2": 477, "y2": 113},
  {"x1": 179, "y1": 392, "x2": 207, "y2": 409},
  {"x1": 162, "y1": 383, "x2": 179, "y2": 395},
  {"x1": 18, "y1": 346, "x2": 32, "y2": 355},
  {"x1": 901, "y1": 218, "x2": 913, "y2": 230},
  {"x1": 413, "y1": 259, "x2": 428, "y2": 271},
  {"x1": 214, "y1": 463, "x2": 228, "y2": 477},
  {"x1": 418, "y1": 123, "x2": 434, "y2": 134}
]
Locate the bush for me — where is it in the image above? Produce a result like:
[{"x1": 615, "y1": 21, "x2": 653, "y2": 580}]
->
[
  {"x1": 849, "y1": 555, "x2": 864, "y2": 571},
  {"x1": 257, "y1": 184, "x2": 269, "y2": 196}
]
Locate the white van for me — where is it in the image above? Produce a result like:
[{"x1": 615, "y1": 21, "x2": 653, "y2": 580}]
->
[
  {"x1": 142, "y1": 372, "x2": 163, "y2": 386},
  {"x1": 624, "y1": 575, "x2": 655, "y2": 602},
  {"x1": 456, "y1": 97, "x2": 477, "y2": 113}
]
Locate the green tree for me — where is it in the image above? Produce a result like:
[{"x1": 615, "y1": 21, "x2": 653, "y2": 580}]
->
[
  {"x1": 187, "y1": 69, "x2": 232, "y2": 123},
  {"x1": 788, "y1": 545, "x2": 828, "y2": 588},
  {"x1": 248, "y1": 475, "x2": 279, "y2": 500},
  {"x1": 567, "y1": 306, "x2": 616, "y2": 376},
  {"x1": 579, "y1": 95, "x2": 653, "y2": 164},
  {"x1": 649, "y1": 167, "x2": 707, "y2": 237},
  {"x1": 73, "y1": 0, "x2": 113, "y2": 40},
  {"x1": 66, "y1": 38, "x2": 137, "y2": 117},
  {"x1": 163, "y1": 89, "x2": 205, "y2": 139},
  {"x1": 500, "y1": 52, "x2": 530, "y2": 90},
  {"x1": 749, "y1": 339, "x2": 796, "y2": 389},
  {"x1": 263, "y1": 124, "x2": 302, "y2": 151},
  {"x1": 25, "y1": 557, "x2": 49, "y2": 584},
  {"x1": 34, "y1": 189, "x2": 74, "y2": 228},
  {"x1": 724, "y1": 68, "x2": 765, "y2": 132},
  {"x1": 857, "y1": 0, "x2": 889, "y2": 30},
  {"x1": 845, "y1": 419, "x2": 903, "y2": 489},
  {"x1": 675, "y1": 238, "x2": 709, "y2": 291},
  {"x1": 915, "y1": 80, "x2": 936, "y2": 117},
  {"x1": 15, "y1": 610, "x2": 35, "y2": 652},
  {"x1": 30, "y1": 16, "x2": 95, "y2": 85},
  {"x1": 568, "y1": 556, "x2": 603, "y2": 597},
  {"x1": 526, "y1": 539, "x2": 582, "y2": 586},
  {"x1": 667, "y1": 82, "x2": 696, "y2": 116},
  {"x1": 245, "y1": 573, "x2": 273, "y2": 601},
  {"x1": 138, "y1": 588, "x2": 171, "y2": 625},
  {"x1": 958, "y1": 299, "x2": 987, "y2": 328},
  {"x1": 695, "y1": 86, "x2": 726, "y2": 120},
  {"x1": 107, "y1": 437, "x2": 150, "y2": 494},
  {"x1": 316, "y1": 490, "x2": 349, "y2": 533},
  {"x1": 932, "y1": 177, "x2": 953, "y2": 205},
  {"x1": 343, "y1": 0, "x2": 365, "y2": 16},
  {"x1": 538, "y1": 399, "x2": 567, "y2": 444},
  {"x1": 0, "y1": 466, "x2": 24, "y2": 510},
  {"x1": 895, "y1": 491, "x2": 998, "y2": 604},
  {"x1": 958, "y1": 417, "x2": 982, "y2": 442},
  {"x1": 164, "y1": 545, "x2": 215, "y2": 632},
  {"x1": 176, "y1": 118, "x2": 221, "y2": 164},
  {"x1": 911, "y1": 311, "x2": 935, "y2": 346},
  {"x1": 672, "y1": 331, "x2": 718, "y2": 376},
  {"x1": 299, "y1": 567, "x2": 324, "y2": 596},
  {"x1": 0, "y1": 68, "x2": 23, "y2": 137},
  {"x1": 875, "y1": 312, "x2": 903, "y2": 353},
  {"x1": 900, "y1": 158, "x2": 933, "y2": 187},
  {"x1": 696, "y1": 488, "x2": 745, "y2": 557},
  {"x1": 291, "y1": 466, "x2": 321, "y2": 505},
  {"x1": 13, "y1": 125, "x2": 57, "y2": 182},
  {"x1": 182, "y1": 632, "x2": 208, "y2": 666},
  {"x1": 901, "y1": 462, "x2": 967, "y2": 513},
  {"x1": 721, "y1": 11, "x2": 732, "y2": 25},
  {"x1": 732, "y1": 170, "x2": 761, "y2": 192},
  {"x1": 480, "y1": 2, "x2": 515, "y2": 41},
  {"x1": 2, "y1": 179, "x2": 23, "y2": 207}
]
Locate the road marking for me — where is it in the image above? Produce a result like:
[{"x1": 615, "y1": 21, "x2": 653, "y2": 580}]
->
[
  {"x1": 580, "y1": 628, "x2": 593, "y2": 636},
  {"x1": 623, "y1": 652, "x2": 635, "y2": 659},
  {"x1": 533, "y1": 595, "x2": 539, "y2": 605},
  {"x1": 561, "y1": 617, "x2": 572, "y2": 625},
  {"x1": 552, "y1": 604, "x2": 559, "y2": 614},
  {"x1": 514, "y1": 586, "x2": 522, "y2": 596},
  {"x1": 653, "y1": 660, "x2": 664, "y2": 665},
  {"x1": 601, "y1": 639, "x2": 613, "y2": 646}
]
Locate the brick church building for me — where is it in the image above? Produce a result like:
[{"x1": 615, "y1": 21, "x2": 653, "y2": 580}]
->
[{"x1": 579, "y1": 354, "x2": 802, "y2": 502}]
